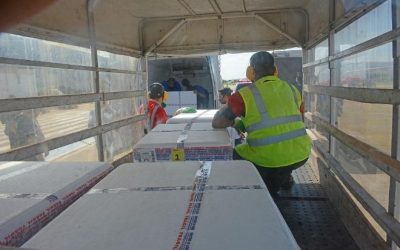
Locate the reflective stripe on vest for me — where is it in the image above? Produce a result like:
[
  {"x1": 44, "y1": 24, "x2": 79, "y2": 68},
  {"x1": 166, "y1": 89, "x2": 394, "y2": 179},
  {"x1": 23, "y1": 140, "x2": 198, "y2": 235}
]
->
[
  {"x1": 247, "y1": 128, "x2": 307, "y2": 147},
  {"x1": 246, "y1": 84, "x2": 302, "y2": 133}
]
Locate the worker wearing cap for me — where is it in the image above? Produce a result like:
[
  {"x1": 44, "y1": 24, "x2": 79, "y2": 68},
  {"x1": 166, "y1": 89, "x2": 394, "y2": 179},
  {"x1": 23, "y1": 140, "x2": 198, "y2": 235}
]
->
[
  {"x1": 212, "y1": 51, "x2": 311, "y2": 199},
  {"x1": 162, "y1": 77, "x2": 182, "y2": 92},
  {"x1": 147, "y1": 83, "x2": 169, "y2": 130},
  {"x1": 218, "y1": 87, "x2": 233, "y2": 104}
]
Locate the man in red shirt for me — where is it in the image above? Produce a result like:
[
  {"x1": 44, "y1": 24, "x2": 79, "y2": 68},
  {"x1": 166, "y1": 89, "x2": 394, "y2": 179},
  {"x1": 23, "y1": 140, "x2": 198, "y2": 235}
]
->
[{"x1": 147, "y1": 83, "x2": 169, "y2": 130}]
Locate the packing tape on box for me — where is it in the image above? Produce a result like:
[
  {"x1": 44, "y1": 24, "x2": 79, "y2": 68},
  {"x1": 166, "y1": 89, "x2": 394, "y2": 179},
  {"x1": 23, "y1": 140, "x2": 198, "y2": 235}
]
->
[
  {"x1": 0, "y1": 184, "x2": 263, "y2": 199},
  {"x1": 174, "y1": 110, "x2": 210, "y2": 162},
  {"x1": 173, "y1": 161, "x2": 212, "y2": 250},
  {"x1": 87, "y1": 184, "x2": 264, "y2": 194}
]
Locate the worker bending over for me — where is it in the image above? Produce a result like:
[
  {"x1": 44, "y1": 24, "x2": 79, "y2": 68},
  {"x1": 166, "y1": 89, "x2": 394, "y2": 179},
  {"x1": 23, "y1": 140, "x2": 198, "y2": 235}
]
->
[{"x1": 212, "y1": 51, "x2": 311, "y2": 199}]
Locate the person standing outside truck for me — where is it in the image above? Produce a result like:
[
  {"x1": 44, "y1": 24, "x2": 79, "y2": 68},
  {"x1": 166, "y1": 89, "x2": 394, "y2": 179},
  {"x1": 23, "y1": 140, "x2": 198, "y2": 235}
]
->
[
  {"x1": 212, "y1": 51, "x2": 311, "y2": 199},
  {"x1": 147, "y1": 83, "x2": 169, "y2": 130},
  {"x1": 2, "y1": 109, "x2": 48, "y2": 161}
]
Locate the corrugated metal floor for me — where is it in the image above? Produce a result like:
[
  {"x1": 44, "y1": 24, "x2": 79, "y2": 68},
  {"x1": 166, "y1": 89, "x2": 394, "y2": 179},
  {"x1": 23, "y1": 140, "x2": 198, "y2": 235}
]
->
[{"x1": 276, "y1": 164, "x2": 359, "y2": 250}]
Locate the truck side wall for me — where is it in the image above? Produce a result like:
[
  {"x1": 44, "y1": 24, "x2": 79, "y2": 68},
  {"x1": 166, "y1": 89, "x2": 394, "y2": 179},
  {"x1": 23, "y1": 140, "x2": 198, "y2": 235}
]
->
[{"x1": 310, "y1": 150, "x2": 387, "y2": 250}]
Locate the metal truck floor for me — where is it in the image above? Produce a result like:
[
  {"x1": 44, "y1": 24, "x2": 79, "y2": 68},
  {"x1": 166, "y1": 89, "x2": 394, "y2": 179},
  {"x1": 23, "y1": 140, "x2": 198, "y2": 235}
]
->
[{"x1": 276, "y1": 163, "x2": 359, "y2": 250}]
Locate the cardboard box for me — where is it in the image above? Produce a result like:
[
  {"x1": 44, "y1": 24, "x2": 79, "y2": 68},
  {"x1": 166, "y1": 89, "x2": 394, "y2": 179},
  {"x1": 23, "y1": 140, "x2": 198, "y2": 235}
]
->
[
  {"x1": 0, "y1": 161, "x2": 113, "y2": 247},
  {"x1": 164, "y1": 91, "x2": 197, "y2": 116},
  {"x1": 24, "y1": 161, "x2": 299, "y2": 250},
  {"x1": 167, "y1": 109, "x2": 218, "y2": 124},
  {"x1": 133, "y1": 129, "x2": 233, "y2": 162},
  {"x1": 164, "y1": 92, "x2": 180, "y2": 116},
  {"x1": 180, "y1": 91, "x2": 197, "y2": 107}
]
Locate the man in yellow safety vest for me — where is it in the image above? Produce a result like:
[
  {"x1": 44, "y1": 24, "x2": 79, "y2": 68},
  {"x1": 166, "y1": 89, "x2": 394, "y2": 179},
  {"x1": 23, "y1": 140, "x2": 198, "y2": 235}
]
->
[{"x1": 212, "y1": 51, "x2": 311, "y2": 199}]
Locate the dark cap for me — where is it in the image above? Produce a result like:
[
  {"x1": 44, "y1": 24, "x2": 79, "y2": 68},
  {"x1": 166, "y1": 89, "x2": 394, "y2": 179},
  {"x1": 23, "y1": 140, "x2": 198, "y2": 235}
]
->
[
  {"x1": 149, "y1": 83, "x2": 164, "y2": 99},
  {"x1": 218, "y1": 87, "x2": 232, "y2": 96},
  {"x1": 250, "y1": 51, "x2": 274, "y2": 69}
]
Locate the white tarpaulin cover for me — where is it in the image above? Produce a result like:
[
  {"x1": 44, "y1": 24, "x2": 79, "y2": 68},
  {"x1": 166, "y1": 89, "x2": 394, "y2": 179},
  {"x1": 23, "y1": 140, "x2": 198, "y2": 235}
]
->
[
  {"x1": 11, "y1": 0, "x2": 327, "y2": 56},
  {"x1": 24, "y1": 161, "x2": 299, "y2": 250}
]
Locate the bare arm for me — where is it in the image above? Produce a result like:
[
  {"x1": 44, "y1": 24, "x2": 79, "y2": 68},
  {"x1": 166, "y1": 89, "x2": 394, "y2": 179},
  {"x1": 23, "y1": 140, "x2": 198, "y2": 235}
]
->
[{"x1": 212, "y1": 105, "x2": 235, "y2": 128}]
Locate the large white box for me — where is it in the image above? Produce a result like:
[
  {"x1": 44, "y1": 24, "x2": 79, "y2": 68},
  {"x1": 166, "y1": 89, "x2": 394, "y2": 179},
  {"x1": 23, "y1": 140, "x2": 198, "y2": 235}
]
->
[
  {"x1": 164, "y1": 92, "x2": 180, "y2": 116},
  {"x1": 0, "y1": 161, "x2": 113, "y2": 247},
  {"x1": 167, "y1": 109, "x2": 218, "y2": 124},
  {"x1": 164, "y1": 91, "x2": 197, "y2": 116},
  {"x1": 23, "y1": 161, "x2": 299, "y2": 250},
  {"x1": 133, "y1": 129, "x2": 233, "y2": 162},
  {"x1": 180, "y1": 91, "x2": 197, "y2": 107}
]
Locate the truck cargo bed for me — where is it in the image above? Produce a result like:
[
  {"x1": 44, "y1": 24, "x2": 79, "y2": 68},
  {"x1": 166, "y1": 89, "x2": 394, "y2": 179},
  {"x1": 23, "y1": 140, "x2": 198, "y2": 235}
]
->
[{"x1": 277, "y1": 163, "x2": 359, "y2": 250}]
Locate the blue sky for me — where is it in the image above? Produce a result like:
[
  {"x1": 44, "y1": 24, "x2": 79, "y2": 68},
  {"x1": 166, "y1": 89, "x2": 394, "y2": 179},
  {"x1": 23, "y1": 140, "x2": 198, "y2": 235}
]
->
[{"x1": 220, "y1": 52, "x2": 254, "y2": 80}]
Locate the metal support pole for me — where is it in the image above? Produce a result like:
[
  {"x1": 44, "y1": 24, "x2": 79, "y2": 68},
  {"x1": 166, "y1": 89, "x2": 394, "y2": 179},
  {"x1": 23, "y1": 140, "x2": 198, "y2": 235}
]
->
[
  {"x1": 145, "y1": 19, "x2": 187, "y2": 56},
  {"x1": 217, "y1": 16, "x2": 224, "y2": 52},
  {"x1": 389, "y1": 0, "x2": 400, "y2": 248},
  {"x1": 242, "y1": 0, "x2": 247, "y2": 13},
  {"x1": 143, "y1": 56, "x2": 150, "y2": 131},
  {"x1": 177, "y1": 0, "x2": 196, "y2": 15},
  {"x1": 302, "y1": 48, "x2": 308, "y2": 98},
  {"x1": 208, "y1": 0, "x2": 222, "y2": 15},
  {"x1": 87, "y1": 0, "x2": 104, "y2": 161},
  {"x1": 328, "y1": 0, "x2": 336, "y2": 154}
]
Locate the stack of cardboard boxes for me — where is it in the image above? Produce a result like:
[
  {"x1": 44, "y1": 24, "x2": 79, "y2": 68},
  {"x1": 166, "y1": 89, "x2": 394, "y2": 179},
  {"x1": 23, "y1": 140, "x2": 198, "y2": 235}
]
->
[
  {"x1": 133, "y1": 123, "x2": 232, "y2": 162},
  {"x1": 23, "y1": 161, "x2": 299, "y2": 250}
]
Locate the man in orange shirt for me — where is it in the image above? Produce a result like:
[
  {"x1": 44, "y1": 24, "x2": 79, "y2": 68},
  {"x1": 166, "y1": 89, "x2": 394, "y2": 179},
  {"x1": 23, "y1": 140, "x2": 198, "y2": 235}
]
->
[{"x1": 147, "y1": 83, "x2": 169, "y2": 130}]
